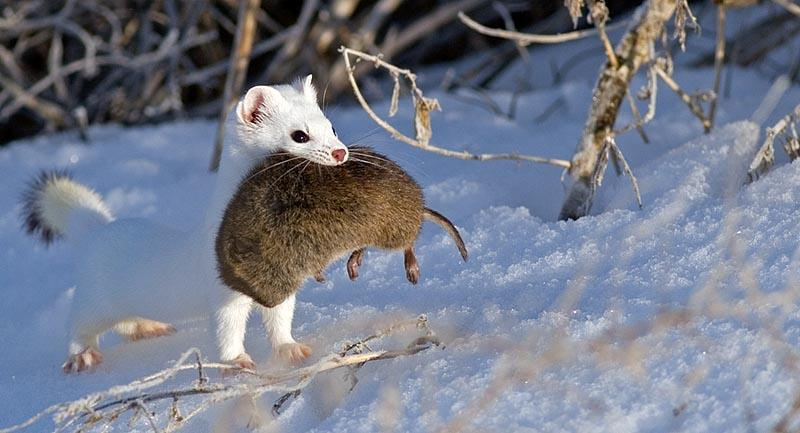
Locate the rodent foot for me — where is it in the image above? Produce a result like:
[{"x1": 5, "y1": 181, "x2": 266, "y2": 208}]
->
[
  {"x1": 314, "y1": 271, "x2": 326, "y2": 283},
  {"x1": 404, "y1": 247, "x2": 420, "y2": 285},
  {"x1": 347, "y1": 249, "x2": 364, "y2": 281},
  {"x1": 62, "y1": 348, "x2": 103, "y2": 373},
  {"x1": 277, "y1": 342, "x2": 312, "y2": 364}
]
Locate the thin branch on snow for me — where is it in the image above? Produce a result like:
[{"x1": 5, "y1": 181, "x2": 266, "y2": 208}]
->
[
  {"x1": 651, "y1": 62, "x2": 712, "y2": 131},
  {"x1": 707, "y1": 4, "x2": 726, "y2": 132},
  {"x1": 558, "y1": 0, "x2": 681, "y2": 220},
  {"x1": 457, "y1": 11, "x2": 627, "y2": 46},
  {"x1": 339, "y1": 46, "x2": 571, "y2": 169},
  {"x1": 615, "y1": 88, "x2": 650, "y2": 142},
  {"x1": 590, "y1": 136, "x2": 642, "y2": 208},
  {"x1": 272, "y1": 315, "x2": 437, "y2": 415},
  {"x1": 0, "y1": 317, "x2": 439, "y2": 433},
  {"x1": 746, "y1": 103, "x2": 800, "y2": 183}
]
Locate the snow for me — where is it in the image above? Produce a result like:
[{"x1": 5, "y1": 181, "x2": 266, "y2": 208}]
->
[{"x1": 3, "y1": 6, "x2": 800, "y2": 432}]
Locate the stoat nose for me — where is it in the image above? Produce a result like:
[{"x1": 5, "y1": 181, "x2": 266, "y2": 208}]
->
[{"x1": 331, "y1": 148, "x2": 347, "y2": 163}]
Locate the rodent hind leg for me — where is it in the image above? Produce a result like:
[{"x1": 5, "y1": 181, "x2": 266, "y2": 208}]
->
[
  {"x1": 63, "y1": 324, "x2": 107, "y2": 373},
  {"x1": 346, "y1": 248, "x2": 365, "y2": 281},
  {"x1": 114, "y1": 318, "x2": 176, "y2": 342},
  {"x1": 215, "y1": 291, "x2": 255, "y2": 369},
  {"x1": 259, "y1": 293, "x2": 311, "y2": 365},
  {"x1": 404, "y1": 246, "x2": 420, "y2": 285}
]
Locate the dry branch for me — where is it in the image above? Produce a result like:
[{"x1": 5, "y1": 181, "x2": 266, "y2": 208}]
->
[
  {"x1": 772, "y1": 0, "x2": 800, "y2": 17},
  {"x1": 339, "y1": 46, "x2": 571, "y2": 169},
  {"x1": 707, "y1": 4, "x2": 726, "y2": 132},
  {"x1": 558, "y1": 0, "x2": 679, "y2": 221},
  {"x1": 746, "y1": 103, "x2": 800, "y2": 183},
  {"x1": 0, "y1": 0, "x2": 521, "y2": 144},
  {"x1": 209, "y1": 0, "x2": 261, "y2": 173},
  {"x1": 652, "y1": 62, "x2": 712, "y2": 130},
  {"x1": 0, "y1": 316, "x2": 439, "y2": 433},
  {"x1": 457, "y1": 11, "x2": 628, "y2": 46}
]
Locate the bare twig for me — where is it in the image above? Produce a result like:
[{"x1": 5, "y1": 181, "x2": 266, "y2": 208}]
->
[
  {"x1": 772, "y1": 0, "x2": 800, "y2": 17},
  {"x1": 457, "y1": 11, "x2": 627, "y2": 46},
  {"x1": 707, "y1": 4, "x2": 726, "y2": 132},
  {"x1": 1, "y1": 319, "x2": 440, "y2": 433},
  {"x1": 589, "y1": 0, "x2": 619, "y2": 68},
  {"x1": 209, "y1": 0, "x2": 261, "y2": 172},
  {"x1": 0, "y1": 73, "x2": 71, "y2": 128},
  {"x1": 559, "y1": 0, "x2": 679, "y2": 220},
  {"x1": 747, "y1": 103, "x2": 800, "y2": 183},
  {"x1": 616, "y1": 88, "x2": 651, "y2": 142},
  {"x1": 272, "y1": 315, "x2": 436, "y2": 415},
  {"x1": 652, "y1": 62, "x2": 711, "y2": 131},
  {"x1": 339, "y1": 46, "x2": 571, "y2": 169}
]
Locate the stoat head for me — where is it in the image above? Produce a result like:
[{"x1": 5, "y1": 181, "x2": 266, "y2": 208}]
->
[{"x1": 234, "y1": 75, "x2": 348, "y2": 166}]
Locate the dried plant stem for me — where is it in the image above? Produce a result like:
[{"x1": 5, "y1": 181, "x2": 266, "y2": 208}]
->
[
  {"x1": 209, "y1": 0, "x2": 261, "y2": 172},
  {"x1": 652, "y1": 65, "x2": 711, "y2": 130},
  {"x1": 559, "y1": 0, "x2": 678, "y2": 221},
  {"x1": 707, "y1": 4, "x2": 726, "y2": 132},
  {"x1": 618, "y1": 88, "x2": 650, "y2": 142},
  {"x1": 339, "y1": 46, "x2": 571, "y2": 169},
  {"x1": 589, "y1": 0, "x2": 619, "y2": 68},
  {"x1": 457, "y1": 11, "x2": 627, "y2": 46},
  {"x1": 746, "y1": 103, "x2": 800, "y2": 183},
  {"x1": 1, "y1": 319, "x2": 440, "y2": 433},
  {"x1": 0, "y1": 73, "x2": 71, "y2": 128},
  {"x1": 772, "y1": 0, "x2": 800, "y2": 17}
]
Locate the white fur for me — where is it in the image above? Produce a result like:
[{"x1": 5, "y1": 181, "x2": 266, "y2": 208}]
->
[
  {"x1": 36, "y1": 177, "x2": 114, "y2": 239},
  {"x1": 47, "y1": 77, "x2": 343, "y2": 370}
]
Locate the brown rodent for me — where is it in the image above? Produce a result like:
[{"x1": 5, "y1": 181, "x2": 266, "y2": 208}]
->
[{"x1": 215, "y1": 146, "x2": 468, "y2": 308}]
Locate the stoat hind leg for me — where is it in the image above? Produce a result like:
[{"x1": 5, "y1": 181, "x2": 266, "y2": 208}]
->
[
  {"x1": 114, "y1": 318, "x2": 176, "y2": 342},
  {"x1": 63, "y1": 323, "x2": 107, "y2": 373}
]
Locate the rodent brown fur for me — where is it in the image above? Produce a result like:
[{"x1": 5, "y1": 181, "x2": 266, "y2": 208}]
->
[{"x1": 215, "y1": 147, "x2": 467, "y2": 308}]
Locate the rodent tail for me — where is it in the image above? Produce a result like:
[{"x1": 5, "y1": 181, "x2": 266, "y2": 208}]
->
[
  {"x1": 21, "y1": 170, "x2": 114, "y2": 245},
  {"x1": 423, "y1": 208, "x2": 468, "y2": 261}
]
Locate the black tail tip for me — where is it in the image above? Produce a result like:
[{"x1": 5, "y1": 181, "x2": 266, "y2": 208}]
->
[{"x1": 21, "y1": 169, "x2": 71, "y2": 245}]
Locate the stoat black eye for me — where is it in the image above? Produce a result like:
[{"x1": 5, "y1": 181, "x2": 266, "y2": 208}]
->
[{"x1": 291, "y1": 130, "x2": 309, "y2": 143}]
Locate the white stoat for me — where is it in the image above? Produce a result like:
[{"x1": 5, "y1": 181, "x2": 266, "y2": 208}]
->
[{"x1": 22, "y1": 76, "x2": 349, "y2": 372}]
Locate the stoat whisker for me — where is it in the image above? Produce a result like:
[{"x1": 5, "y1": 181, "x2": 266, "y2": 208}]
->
[
  {"x1": 242, "y1": 156, "x2": 305, "y2": 184},
  {"x1": 346, "y1": 127, "x2": 383, "y2": 146},
  {"x1": 348, "y1": 158, "x2": 393, "y2": 172},
  {"x1": 291, "y1": 160, "x2": 313, "y2": 193},
  {"x1": 269, "y1": 159, "x2": 309, "y2": 189},
  {"x1": 349, "y1": 151, "x2": 391, "y2": 164}
]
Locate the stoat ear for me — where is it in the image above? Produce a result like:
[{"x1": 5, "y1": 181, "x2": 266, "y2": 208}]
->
[
  {"x1": 295, "y1": 74, "x2": 318, "y2": 105},
  {"x1": 236, "y1": 86, "x2": 285, "y2": 125}
]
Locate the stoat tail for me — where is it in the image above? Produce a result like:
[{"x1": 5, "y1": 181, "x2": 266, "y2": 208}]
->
[
  {"x1": 22, "y1": 170, "x2": 114, "y2": 244},
  {"x1": 423, "y1": 208, "x2": 468, "y2": 261}
]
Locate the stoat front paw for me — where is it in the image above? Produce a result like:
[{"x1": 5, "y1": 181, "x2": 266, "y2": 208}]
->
[
  {"x1": 62, "y1": 348, "x2": 103, "y2": 373},
  {"x1": 277, "y1": 342, "x2": 312, "y2": 364}
]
